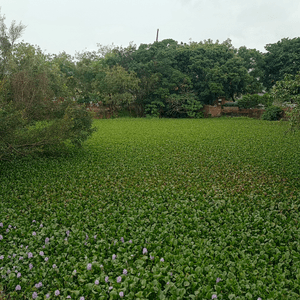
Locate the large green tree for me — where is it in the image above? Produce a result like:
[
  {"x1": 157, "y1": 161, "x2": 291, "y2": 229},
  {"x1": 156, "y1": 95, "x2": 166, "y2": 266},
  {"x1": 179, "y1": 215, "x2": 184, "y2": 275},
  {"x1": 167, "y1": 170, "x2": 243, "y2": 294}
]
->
[
  {"x1": 237, "y1": 46, "x2": 264, "y2": 93},
  {"x1": 263, "y1": 37, "x2": 300, "y2": 90},
  {"x1": 0, "y1": 8, "x2": 26, "y2": 80},
  {"x1": 183, "y1": 40, "x2": 252, "y2": 104},
  {"x1": 92, "y1": 65, "x2": 140, "y2": 116},
  {"x1": 0, "y1": 11, "x2": 94, "y2": 160}
]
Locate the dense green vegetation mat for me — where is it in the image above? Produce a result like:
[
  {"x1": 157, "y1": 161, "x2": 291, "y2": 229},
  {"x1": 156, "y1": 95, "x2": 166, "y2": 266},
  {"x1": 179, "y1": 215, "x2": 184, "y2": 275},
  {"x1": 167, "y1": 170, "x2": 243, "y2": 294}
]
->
[{"x1": 1, "y1": 117, "x2": 300, "y2": 300}]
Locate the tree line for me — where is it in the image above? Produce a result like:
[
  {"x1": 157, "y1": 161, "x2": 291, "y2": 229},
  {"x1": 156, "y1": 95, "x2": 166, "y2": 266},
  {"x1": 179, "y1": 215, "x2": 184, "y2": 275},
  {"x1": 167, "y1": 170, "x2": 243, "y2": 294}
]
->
[
  {"x1": 1, "y1": 10, "x2": 300, "y2": 159},
  {"x1": 3, "y1": 36, "x2": 297, "y2": 118}
]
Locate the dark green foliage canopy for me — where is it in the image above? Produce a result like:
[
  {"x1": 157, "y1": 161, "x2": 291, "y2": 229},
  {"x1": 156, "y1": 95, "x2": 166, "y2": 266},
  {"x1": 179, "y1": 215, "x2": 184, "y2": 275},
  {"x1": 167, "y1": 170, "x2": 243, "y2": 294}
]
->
[{"x1": 263, "y1": 37, "x2": 300, "y2": 90}]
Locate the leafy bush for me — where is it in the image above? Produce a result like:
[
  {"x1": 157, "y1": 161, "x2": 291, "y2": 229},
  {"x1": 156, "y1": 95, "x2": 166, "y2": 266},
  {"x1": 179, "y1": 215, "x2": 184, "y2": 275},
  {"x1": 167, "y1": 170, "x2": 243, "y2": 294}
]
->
[
  {"x1": 166, "y1": 92, "x2": 203, "y2": 118},
  {"x1": 261, "y1": 105, "x2": 284, "y2": 121},
  {"x1": 259, "y1": 93, "x2": 273, "y2": 108},
  {"x1": 0, "y1": 99, "x2": 95, "y2": 160},
  {"x1": 237, "y1": 94, "x2": 260, "y2": 109}
]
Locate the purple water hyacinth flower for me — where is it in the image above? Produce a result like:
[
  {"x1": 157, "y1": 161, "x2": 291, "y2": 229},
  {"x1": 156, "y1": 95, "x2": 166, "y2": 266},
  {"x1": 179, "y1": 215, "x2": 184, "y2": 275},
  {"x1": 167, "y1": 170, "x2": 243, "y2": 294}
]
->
[
  {"x1": 20, "y1": 245, "x2": 23, "y2": 248},
  {"x1": 6, "y1": 229, "x2": 9, "y2": 233},
  {"x1": 112, "y1": 254, "x2": 116, "y2": 260},
  {"x1": 95, "y1": 279, "x2": 99, "y2": 285},
  {"x1": 0, "y1": 223, "x2": 3, "y2": 227},
  {"x1": 32, "y1": 292, "x2": 38, "y2": 299},
  {"x1": 80, "y1": 297, "x2": 85, "y2": 300},
  {"x1": 45, "y1": 257, "x2": 49, "y2": 262},
  {"x1": 119, "y1": 291, "x2": 124, "y2": 297},
  {"x1": 117, "y1": 276, "x2": 122, "y2": 283},
  {"x1": 85, "y1": 234, "x2": 88, "y2": 240},
  {"x1": 15, "y1": 285, "x2": 21, "y2": 291},
  {"x1": 7, "y1": 270, "x2": 11, "y2": 274},
  {"x1": 84, "y1": 242, "x2": 87, "y2": 245},
  {"x1": 212, "y1": 295, "x2": 217, "y2": 299},
  {"x1": 87, "y1": 263, "x2": 92, "y2": 270},
  {"x1": 0, "y1": 235, "x2": 3, "y2": 240},
  {"x1": 216, "y1": 277, "x2": 221, "y2": 283},
  {"x1": 64, "y1": 238, "x2": 68, "y2": 241},
  {"x1": 32, "y1": 232, "x2": 36, "y2": 236},
  {"x1": 105, "y1": 276, "x2": 109, "y2": 283},
  {"x1": 66, "y1": 230, "x2": 70, "y2": 236},
  {"x1": 40, "y1": 224, "x2": 43, "y2": 228},
  {"x1": 167, "y1": 282, "x2": 170, "y2": 285},
  {"x1": 73, "y1": 269, "x2": 77, "y2": 274},
  {"x1": 257, "y1": 298, "x2": 262, "y2": 300},
  {"x1": 129, "y1": 240, "x2": 132, "y2": 243},
  {"x1": 109, "y1": 286, "x2": 113, "y2": 290},
  {"x1": 25, "y1": 246, "x2": 28, "y2": 249},
  {"x1": 13, "y1": 254, "x2": 16, "y2": 258},
  {"x1": 52, "y1": 264, "x2": 57, "y2": 268},
  {"x1": 67, "y1": 296, "x2": 71, "y2": 299},
  {"x1": 14, "y1": 226, "x2": 16, "y2": 229},
  {"x1": 123, "y1": 269, "x2": 128, "y2": 275},
  {"x1": 32, "y1": 220, "x2": 36, "y2": 223},
  {"x1": 43, "y1": 245, "x2": 45, "y2": 248},
  {"x1": 45, "y1": 237, "x2": 50, "y2": 244},
  {"x1": 121, "y1": 237, "x2": 124, "y2": 243},
  {"x1": 160, "y1": 258, "x2": 164, "y2": 262},
  {"x1": 94, "y1": 235, "x2": 97, "y2": 239},
  {"x1": 0, "y1": 255, "x2": 3, "y2": 260},
  {"x1": 46, "y1": 294, "x2": 50, "y2": 298},
  {"x1": 29, "y1": 263, "x2": 33, "y2": 270},
  {"x1": 55, "y1": 290, "x2": 60, "y2": 296},
  {"x1": 150, "y1": 255, "x2": 154, "y2": 260},
  {"x1": 39, "y1": 251, "x2": 44, "y2": 256},
  {"x1": 143, "y1": 248, "x2": 148, "y2": 255},
  {"x1": 8, "y1": 225, "x2": 11, "y2": 228},
  {"x1": 19, "y1": 257, "x2": 23, "y2": 260},
  {"x1": 17, "y1": 272, "x2": 21, "y2": 278},
  {"x1": 8, "y1": 255, "x2": 11, "y2": 258},
  {"x1": 170, "y1": 272, "x2": 173, "y2": 276}
]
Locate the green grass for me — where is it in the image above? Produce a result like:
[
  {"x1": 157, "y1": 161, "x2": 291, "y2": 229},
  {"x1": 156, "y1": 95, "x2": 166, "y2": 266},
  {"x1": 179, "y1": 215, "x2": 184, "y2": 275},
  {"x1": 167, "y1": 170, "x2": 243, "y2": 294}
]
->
[{"x1": 1, "y1": 117, "x2": 300, "y2": 300}]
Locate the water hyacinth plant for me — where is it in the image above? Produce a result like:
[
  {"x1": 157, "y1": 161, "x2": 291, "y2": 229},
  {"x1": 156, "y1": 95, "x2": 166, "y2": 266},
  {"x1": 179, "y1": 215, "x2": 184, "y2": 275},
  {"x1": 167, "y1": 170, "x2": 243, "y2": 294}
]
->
[{"x1": 0, "y1": 117, "x2": 300, "y2": 299}]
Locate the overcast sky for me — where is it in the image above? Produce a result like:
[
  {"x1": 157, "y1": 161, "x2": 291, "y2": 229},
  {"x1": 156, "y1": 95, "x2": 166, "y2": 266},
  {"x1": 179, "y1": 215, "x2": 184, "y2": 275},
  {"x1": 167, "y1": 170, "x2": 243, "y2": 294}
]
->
[{"x1": 1, "y1": 0, "x2": 300, "y2": 56}]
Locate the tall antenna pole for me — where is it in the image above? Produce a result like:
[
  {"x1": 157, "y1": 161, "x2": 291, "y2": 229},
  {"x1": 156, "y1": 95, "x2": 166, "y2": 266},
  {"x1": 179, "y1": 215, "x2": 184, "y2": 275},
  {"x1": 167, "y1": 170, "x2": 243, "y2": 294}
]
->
[{"x1": 156, "y1": 29, "x2": 159, "y2": 42}]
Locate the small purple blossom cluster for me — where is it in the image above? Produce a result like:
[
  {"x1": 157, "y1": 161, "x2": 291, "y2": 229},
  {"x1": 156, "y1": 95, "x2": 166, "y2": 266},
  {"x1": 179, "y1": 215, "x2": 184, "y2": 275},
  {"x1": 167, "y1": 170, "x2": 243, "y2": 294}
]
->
[
  {"x1": 35, "y1": 282, "x2": 43, "y2": 289},
  {"x1": 15, "y1": 285, "x2": 21, "y2": 291}
]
